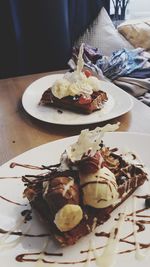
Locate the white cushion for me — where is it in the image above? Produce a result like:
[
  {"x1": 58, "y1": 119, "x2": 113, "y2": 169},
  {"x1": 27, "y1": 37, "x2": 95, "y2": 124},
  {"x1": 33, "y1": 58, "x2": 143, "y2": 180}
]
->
[{"x1": 76, "y1": 8, "x2": 133, "y2": 56}]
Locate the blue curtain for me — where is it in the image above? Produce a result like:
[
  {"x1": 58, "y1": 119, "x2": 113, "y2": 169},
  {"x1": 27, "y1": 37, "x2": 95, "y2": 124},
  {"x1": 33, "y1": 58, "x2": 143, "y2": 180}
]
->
[{"x1": 0, "y1": 0, "x2": 106, "y2": 79}]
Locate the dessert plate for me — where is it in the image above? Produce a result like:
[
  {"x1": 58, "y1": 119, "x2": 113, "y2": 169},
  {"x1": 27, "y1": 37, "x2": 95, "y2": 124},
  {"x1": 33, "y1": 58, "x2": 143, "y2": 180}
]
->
[
  {"x1": 0, "y1": 132, "x2": 149, "y2": 267},
  {"x1": 22, "y1": 74, "x2": 133, "y2": 125}
]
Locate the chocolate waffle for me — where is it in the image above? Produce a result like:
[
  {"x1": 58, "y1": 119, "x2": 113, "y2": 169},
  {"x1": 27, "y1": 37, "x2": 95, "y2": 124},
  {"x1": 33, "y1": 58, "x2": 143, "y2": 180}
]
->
[
  {"x1": 40, "y1": 88, "x2": 108, "y2": 114},
  {"x1": 23, "y1": 125, "x2": 148, "y2": 246}
]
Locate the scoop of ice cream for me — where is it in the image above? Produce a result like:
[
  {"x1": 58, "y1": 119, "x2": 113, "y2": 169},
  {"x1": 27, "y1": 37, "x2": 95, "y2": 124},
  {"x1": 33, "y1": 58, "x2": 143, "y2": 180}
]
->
[
  {"x1": 80, "y1": 167, "x2": 119, "y2": 208},
  {"x1": 54, "y1": 204, "x2": 83, "y2": 232}
]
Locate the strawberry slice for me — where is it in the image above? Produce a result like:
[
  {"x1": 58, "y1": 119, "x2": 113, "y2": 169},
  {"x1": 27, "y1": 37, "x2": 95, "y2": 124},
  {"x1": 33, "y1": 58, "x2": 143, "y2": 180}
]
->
[
  {"x1": 84, "y1": 69, "x2": 92, "y2": 77},
  {"x1": 78, "y1": 95, "x2": 92, "y2": 104}
]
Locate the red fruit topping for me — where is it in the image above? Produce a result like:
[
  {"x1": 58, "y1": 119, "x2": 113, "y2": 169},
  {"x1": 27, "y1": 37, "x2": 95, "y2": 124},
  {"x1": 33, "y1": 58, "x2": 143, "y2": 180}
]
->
[
  {"x1": 78, "y1": 96, "x2": 92, "y2": 105},
  {"x1": 84, "y1": 69, "x2": 92, "y2": 77}
]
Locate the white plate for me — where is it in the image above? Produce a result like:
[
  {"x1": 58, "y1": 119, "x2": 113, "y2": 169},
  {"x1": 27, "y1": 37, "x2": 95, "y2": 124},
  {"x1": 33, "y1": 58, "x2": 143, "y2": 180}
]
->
[
  {"x1": 0, "y1": 132, "x2": 150, "y2": 267},
  {"x1": 22, "y1": 74, "x2": 133, "y2": 125}
]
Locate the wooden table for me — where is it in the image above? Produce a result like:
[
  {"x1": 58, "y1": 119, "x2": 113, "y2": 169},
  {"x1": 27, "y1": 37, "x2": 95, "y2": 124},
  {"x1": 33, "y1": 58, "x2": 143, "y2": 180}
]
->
[{"x1": 1, "y1": 70, "x2": 150, "y2": 166}]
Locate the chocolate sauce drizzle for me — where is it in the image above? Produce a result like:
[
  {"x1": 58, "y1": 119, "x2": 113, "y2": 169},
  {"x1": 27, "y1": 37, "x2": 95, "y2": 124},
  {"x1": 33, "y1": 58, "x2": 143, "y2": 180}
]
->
[
  {"x1": 0, "y1": 162, "x2": 149, "y2": 265},
  {"x1": 16, "y1": 252, "x2": 63, "y2": 263},
  {"x1": 10, "y1": 162, "x2": 44, "y2": 170},
  {"x1": 94, "y1": 200, "x2": 150, "y2": 256},
  {"x1": 0, "y1": 195, "x2": 27, "y2": 206},
  {"x1": 0, "y1": 176, "x2": 22, "y2": 180},
  {"x1": 0, "y1": 201, "x2": 150, "y2": 265},
  {"x1": 0, "y1": 228, "x2": 50, "y2": 238},
  {"x1": 10, "y1": 162, "x2": 60, "y2": 171}
]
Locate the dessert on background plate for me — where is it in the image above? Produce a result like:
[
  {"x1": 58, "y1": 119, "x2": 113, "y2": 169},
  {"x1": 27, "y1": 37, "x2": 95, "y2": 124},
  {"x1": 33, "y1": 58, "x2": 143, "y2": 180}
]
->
[
  {"x1": 22, "y1": 42, "x2": 133, "y2": 125},
  {"x1": 21, "y1": 123, "x2": 148, "y2": 246},
  {"x1": 40, "y1": 44, "x2": 108, "y2": 114}
]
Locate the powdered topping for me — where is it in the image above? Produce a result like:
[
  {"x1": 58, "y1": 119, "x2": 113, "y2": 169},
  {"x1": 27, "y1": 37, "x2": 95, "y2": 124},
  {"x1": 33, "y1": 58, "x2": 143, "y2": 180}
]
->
[{"x1": 66, "y1": 123, "x2": 120, "y2": 162}]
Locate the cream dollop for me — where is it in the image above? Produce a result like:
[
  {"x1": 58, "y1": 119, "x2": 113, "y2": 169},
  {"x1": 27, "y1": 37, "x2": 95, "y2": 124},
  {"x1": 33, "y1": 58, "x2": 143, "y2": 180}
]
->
[
  {"x1": 51, "y1": 79, "x2": 70, "y2": 99},
  {"x1": 51, "y1": 71, "x2": 102, "y2": 99},
  {"x1": 51, "y1": 43, "x2": 103, "y2": 99},
  {"x1": 87, "y1": 76, "x2": 103, "y2": 91},
  {"x1": 80, "y1": 167, "x2": 119, "y2": 208}
]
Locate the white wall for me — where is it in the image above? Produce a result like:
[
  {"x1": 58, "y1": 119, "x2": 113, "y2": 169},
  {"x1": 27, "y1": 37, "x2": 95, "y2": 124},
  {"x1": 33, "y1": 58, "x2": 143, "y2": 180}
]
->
[
  {"x1": 127, "y1": 0, "x2": 150, "y2": 19},
  {"x1": 110, "y1": 0, "x2": 150, "y2": 19}
]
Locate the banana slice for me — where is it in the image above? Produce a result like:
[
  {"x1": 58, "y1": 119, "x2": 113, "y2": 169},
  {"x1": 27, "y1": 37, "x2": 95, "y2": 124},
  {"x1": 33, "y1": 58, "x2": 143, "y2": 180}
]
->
[{"x1": 54, "y1": 204, "x2": 83, "y2": 232}]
